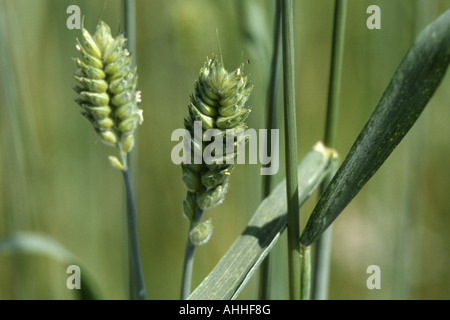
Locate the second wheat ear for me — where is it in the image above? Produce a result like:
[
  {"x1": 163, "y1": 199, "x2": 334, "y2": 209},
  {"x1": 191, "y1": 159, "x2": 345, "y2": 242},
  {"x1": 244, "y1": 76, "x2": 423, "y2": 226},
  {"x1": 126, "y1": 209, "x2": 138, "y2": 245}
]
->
[
  {"x1": 182, "y1": 57, "x2": 253, "y2": 238},
  {"x1": 73, "y1": 21, "x2": 143, "y2": 170},
  {"x1": 180, "y1": 56, "x2": 253, "y2": 299}
]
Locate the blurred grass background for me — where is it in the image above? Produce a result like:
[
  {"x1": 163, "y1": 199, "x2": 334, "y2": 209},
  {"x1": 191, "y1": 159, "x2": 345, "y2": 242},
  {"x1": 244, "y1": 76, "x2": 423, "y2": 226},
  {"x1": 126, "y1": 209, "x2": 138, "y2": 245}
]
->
[{"x1": 0, "y1": 0, "x2": 449, "y2": 300}]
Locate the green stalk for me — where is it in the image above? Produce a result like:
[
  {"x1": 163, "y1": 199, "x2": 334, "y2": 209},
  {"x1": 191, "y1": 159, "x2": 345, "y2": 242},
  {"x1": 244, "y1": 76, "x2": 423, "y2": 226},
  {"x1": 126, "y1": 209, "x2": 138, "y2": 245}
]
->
[
  {"x1": 180, "y1": 208, "x2": 203, "y2": 300},
  {"x1": 180, "y1": 231, "x2": 195, "y2": 300},
  {"x1": 122, "y1": 0, "x2": 138, "y2": 191},
  {"x1": 323, "y1": 0, "x2": 346, "y2": 149},
  {"x1": 122, "y1": 169, "x2": 147, "y2": 300},
  {"x1": 300, "y1": 244, "x2": 311, "y2": 300},
  {"x1": 311, "y1": 178, "x2": 333, "y2": 299},
  {"x1": 281, "y1": 0, "x2": 300, "y2": 300},
  {"x1": 123, "y1": 0, "x2": 136, "y2": 64},
  {"x1": 122, "y1": 0, "x2": 142, "y2": 299},
  {"x1": 259, "y1": 0, "x2": 282, "y2": 300},
  {"x1": 312, "y1": 0, "x2": 347, "y2": 300}
]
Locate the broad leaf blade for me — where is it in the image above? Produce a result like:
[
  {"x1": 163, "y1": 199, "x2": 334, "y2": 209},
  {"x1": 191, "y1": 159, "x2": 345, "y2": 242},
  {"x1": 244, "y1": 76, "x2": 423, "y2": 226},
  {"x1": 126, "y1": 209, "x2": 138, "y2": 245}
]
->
[
  {"x1": 188, "y1": 143, "x2": 338, "y2": 300},
  {"x1": 300, "y1": 9, "x2": 450, "y2": 246}
]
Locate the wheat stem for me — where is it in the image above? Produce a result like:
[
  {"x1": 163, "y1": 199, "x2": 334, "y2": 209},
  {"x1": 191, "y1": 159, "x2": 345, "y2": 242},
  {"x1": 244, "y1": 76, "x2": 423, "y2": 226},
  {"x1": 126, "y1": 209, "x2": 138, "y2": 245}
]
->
[
  {"x1": 259, "y1": 0, "x2": 282, "y2": 300},
  {"x1": 180, "y1": 236, "x2": 195, "y2": 300},
  {"x1": 281, "y1": 0, "x2": 301, "y2": 300},
  {"x1": 312, "y1": 0, "x2": 347, "y2": 300},
  {"x1": 301, "y1": 244, "x2": 311, "y2": 300},
  {"x1": 122, "y1": 0, "x2": 138, "y2": 186},
  {"x1": 122, "y1": 170, "x2": 146, "y2": 300},
  {"x1": 180, "y1": 208, "x2": 203, "y2": 300}
]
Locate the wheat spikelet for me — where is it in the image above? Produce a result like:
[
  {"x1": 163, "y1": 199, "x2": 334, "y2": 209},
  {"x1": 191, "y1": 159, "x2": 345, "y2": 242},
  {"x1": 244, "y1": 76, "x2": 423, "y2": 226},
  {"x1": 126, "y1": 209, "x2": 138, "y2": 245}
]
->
[
  {"x1": 73, "y1": 21, "x2": 142, "y2": 169},
  {"x1": 189, "y1": 218, "x2": 213, "y2": 246}
]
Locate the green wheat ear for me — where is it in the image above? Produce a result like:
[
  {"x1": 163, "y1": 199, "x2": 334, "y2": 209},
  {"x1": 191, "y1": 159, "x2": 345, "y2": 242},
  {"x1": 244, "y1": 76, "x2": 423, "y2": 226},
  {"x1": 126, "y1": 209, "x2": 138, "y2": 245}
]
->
[
  {"x1": 182, "y1": 56, "x2": 253, "y2": 241},
  {"x1": 73, "y1": 21, "x2": 143, "y2": 170}
]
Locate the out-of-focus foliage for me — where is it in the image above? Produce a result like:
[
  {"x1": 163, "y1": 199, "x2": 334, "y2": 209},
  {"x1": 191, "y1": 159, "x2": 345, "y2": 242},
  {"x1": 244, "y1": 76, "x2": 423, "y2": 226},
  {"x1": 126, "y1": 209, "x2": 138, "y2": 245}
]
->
[{"x1": 0, "y1": 0, "x2": 449, "y2": 299}]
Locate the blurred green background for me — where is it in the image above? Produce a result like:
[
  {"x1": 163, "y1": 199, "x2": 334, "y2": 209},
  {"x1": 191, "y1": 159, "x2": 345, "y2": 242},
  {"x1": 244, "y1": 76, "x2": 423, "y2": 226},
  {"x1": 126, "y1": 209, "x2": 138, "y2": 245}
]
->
[{"x1": 0, "y1": 0, "x2": 449, "y2": 300}]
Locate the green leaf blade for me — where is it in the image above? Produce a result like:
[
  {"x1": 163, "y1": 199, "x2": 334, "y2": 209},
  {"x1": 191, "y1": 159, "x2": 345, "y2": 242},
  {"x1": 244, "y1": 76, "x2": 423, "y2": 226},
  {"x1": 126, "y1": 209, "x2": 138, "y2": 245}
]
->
[{"x1": 300, "y1": 9, "x2": 450, "y2": 246}]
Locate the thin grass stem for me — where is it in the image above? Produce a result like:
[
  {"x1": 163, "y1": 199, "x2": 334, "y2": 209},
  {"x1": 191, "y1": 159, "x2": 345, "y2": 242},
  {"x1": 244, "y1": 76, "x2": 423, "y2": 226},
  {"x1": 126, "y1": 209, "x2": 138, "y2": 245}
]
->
[
  {"x1": 122, "y1": 1, "x2": 143, "y2": 299},
  {"x1": 180, "y1": 208, "x2": 203, "y2": 300},
  {"x1": 312, "y1": 227, "x2": 332, "y2": 296},
  {"x1": 258, "y1": 0, "x2": 282, "y2": 301},
  {"x1": 323, "y1": 0, "x2": 347, "y2": 149},
  {"x1": 263, "y1": 0, "x2": 282, "y2": 206},
  {"x1": 301, "y1": 245, "x2": 311, "y2": 300},
  {"x1": 123, "y1": 0, "x2": 136, "y2": 65},
  {"x1": 122, "y1": 0, "x2": 138, "y2": 192},
  {"x1": 122, "y1": 169, "x2": 147, "y2": 300},
  {"x1": 280, "y1": 0, "x2": 301, "y2": 300},
  {"x1": 312, "y1": 0, "x2": 347, "y2": 301},
  {"x1": 180, "y1": 231, "x2": 195, "y2": 300}
]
